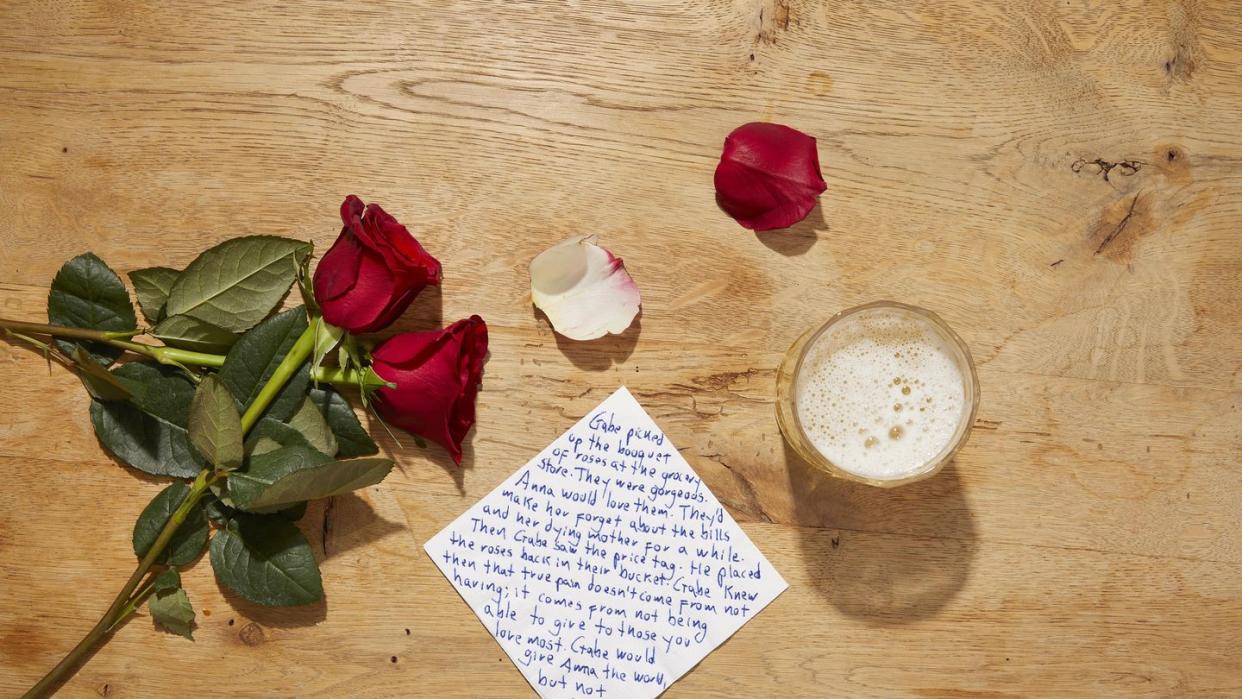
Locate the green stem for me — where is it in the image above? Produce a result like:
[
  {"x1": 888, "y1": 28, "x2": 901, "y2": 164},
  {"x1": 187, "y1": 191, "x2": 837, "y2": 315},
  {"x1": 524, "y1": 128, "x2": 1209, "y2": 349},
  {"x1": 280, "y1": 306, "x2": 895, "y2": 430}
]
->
[
  {"x1": 0, "y1": 317, "x2": 391, "y2": 388},
  {"x1": 22, "y1": 320, "x2": 322, "y2": 696},
  {"x1": 19, "y1": 315, "x2": 326, "y2": 697},
  {"x1": 107, "y1": 575, "x2": 159, "y2": 634},
  {"x1": 84, "y1": 337, "x2": 223, "y2": 369},
  {"x1": 314, "y1": 366, "x2": 392, "y2": 389},
  {"x1": 22, "y1": 470, "x2": 218, "y2": 699},
  {"x1": 144, "y1": 345, "x2": 225, "y2": 368},
  {"x1": 0, "y1": 318, "x2": 138, "y2": 341},
  {"x1": 0, "y1": 318, "x2": 224, "y2": 368},
  {"x1": 240, "y1": 324, "x2": 317, "y2": 432}
]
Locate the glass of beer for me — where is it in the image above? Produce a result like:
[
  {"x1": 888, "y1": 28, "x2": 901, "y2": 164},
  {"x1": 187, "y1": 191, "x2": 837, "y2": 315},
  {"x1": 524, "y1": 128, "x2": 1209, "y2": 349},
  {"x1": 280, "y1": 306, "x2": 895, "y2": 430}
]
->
[{"x1": 776, "y1": 301, "x2": 980, "y2": 487}]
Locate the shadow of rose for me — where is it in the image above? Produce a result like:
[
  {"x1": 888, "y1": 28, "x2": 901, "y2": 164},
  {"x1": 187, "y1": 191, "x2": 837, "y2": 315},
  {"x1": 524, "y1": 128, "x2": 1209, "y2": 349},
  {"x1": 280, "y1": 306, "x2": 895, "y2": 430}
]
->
[
  {"x1": 360, "y1": 390, "x2": 475, "y2": 495},
  {"x1": 380, "y1": 283, "x2": 444, "y2": 335},
  {"x1": 785, "y1": 441, "x2": 977, "y2": 625}
]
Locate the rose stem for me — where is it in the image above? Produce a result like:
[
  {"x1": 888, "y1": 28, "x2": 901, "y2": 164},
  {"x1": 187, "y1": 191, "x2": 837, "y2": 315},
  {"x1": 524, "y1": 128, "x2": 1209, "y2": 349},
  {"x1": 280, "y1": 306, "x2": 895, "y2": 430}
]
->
[
  {"x1": 0, "y1": 318, "x2": 224, "y2": 367},
  {"x1": 238, "y1": 323, "x2": 316, "y2": 431},
  {"x1": 21, "y1": 470, "x2": 219, "y2": 699},
  {"x1": 0, "y1": 318, "x2": 388, "y2": 388},
  {"x1": 21, "y1": 323, "x2": 320, "y2": 698}
]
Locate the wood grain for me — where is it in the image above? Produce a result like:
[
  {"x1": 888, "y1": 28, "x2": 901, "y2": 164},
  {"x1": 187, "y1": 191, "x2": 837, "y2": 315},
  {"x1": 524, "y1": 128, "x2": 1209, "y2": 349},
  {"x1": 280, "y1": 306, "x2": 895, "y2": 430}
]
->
[{"x1": 1, "y1": 0, "x2": 1240, "y2": 696}]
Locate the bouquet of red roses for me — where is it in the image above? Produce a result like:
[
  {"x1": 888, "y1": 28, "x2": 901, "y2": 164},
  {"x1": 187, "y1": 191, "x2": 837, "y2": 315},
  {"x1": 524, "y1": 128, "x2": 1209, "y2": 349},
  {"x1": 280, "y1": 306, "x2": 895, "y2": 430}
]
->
[{"x1": 1, "y1": 195, "x2": 486, "y2": 697}]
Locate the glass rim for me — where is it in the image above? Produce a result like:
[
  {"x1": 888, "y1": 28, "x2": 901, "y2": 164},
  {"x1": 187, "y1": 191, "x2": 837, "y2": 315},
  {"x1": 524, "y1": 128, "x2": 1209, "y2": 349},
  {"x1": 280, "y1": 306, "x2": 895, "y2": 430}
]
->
[{"x1": 781, "y1": 300, "x2": 980, "y2": 488}]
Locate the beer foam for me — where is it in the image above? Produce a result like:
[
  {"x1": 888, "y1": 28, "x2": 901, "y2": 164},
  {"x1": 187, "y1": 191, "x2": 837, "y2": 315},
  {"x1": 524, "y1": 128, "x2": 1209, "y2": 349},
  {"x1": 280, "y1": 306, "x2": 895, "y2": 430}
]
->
[{"x1": 795, "y1": 308, "x2": 967, "y2": 480}]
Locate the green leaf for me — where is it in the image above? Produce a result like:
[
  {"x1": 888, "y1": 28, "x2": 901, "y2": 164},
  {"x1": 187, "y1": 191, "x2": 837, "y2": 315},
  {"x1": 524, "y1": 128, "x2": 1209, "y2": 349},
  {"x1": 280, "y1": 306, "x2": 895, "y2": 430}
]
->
[
  {"x1": 229, "y1": 445, "x2": 393, "y2": 513},
  {"x1": 211, "y1": 417, "x2": 321, "y2": 507},
  {"x1": 218, "y1": 307, "x2": 310, "y2": 424},
  {"x1": 308, "y1": 316, "x2": 343, "y2": 385},
  {"x1": 336, "y1": 342, "x2": 354, "y2": 373},
  {"x1": 129, "y1": 267, "x2": 180, "y2": 324},
  {"x1": 152, "y1": 314, "x2": 237, "y2": 354},
  {"x1": 149, "y1": 579, "x2": 196, "y2": 639},
  {"x1": 227, "y1": 445, "x2": 330, "y2": 511},
  {"x1": 207, "y1": 490, "x2": 288, "y2": 525},
  {"x1": 48, "y1": 253, "x2": 137, "y2": 365},
  {"x1": 189, "y1": 375, "x2": 244, "y2": 470},
  {"x1": 308, "y1": 386, "x2": 378, "y2": 457},
  {"x1": 358, "y1": 367, "x2": 392, "y2": 406},
  {"x1": 296, "y1": 251, "x2": 318, "y2": 314},
  {"x1": 278, "y1": 501, "x2": 308, "y2": 521},
  {"x1": 287, "y1": 396, "x2": 337, "y2": 457},
  {"x1": 245, "y1": 418, "x2": 313, "y2": 458},
  {"x1": 164, "y1": 236, "x2": 311, "y2": 333},
  {"x1": 132, "y1": 482, "x2": 209, "y2": 566},
  {"x1": 153, "y1": 568, "x2": 181, "y2": 593},
  {"x1": 92, "y1": 401, "x2": 204, "y2": 478},
  {"x1": 72, "y1": 347, "x2": 133, "y2": 401},
  {"x1": 209, "y1": 514, "x2": 323, "y2": 606},
  {"x1": 120, "y1": 362, "x2": 196, "y2": 414},
  {"x1": 203, "y1": 493, "x2": 236, "y2": 525},
  {"x1": 91, "y1": 362, "x2": 205, "y2": 478}
]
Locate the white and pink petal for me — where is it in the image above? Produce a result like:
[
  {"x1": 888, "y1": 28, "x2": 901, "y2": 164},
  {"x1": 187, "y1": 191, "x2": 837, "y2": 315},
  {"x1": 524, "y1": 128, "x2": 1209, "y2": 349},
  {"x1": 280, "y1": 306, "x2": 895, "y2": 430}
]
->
[{"x1": 529, "y1": 235, "x2": 641, "y2": 341}]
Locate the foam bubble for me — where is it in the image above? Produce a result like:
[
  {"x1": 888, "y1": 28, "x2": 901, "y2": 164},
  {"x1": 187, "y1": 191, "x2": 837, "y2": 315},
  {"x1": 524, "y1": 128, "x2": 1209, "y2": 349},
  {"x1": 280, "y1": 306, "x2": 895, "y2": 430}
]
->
[{"x1": 795, "y1": 308, "x2": 967, "y2": 480}]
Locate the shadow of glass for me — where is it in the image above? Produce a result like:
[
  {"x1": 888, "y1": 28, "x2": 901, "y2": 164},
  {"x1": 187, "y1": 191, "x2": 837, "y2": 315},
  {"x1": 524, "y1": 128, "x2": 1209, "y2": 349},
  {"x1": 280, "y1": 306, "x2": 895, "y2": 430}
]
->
[
  {"x1": 756, "y1": 200, "x2": 828, "y2": 257},
  {"x1": 785, "y1": 441, "x2": 976, "y2": 625},
  {"x1": 534, "y1": 306, "x2": 642, "y2": 372}
]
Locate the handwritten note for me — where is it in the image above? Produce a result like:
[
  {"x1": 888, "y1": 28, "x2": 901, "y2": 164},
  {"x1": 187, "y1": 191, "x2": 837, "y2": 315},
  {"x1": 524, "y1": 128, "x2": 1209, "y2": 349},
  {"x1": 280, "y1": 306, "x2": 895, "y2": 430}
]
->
[{"x1": 425, "y1": 387, "x2": 787, "y2": 698}]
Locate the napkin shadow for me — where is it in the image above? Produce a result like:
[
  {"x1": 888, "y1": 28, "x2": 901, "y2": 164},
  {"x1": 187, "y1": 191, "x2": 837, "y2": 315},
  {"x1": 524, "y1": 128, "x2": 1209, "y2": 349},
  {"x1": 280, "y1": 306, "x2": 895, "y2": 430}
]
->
[
  {"x1": 537, "y1": 306, "x2": 642, "y2": 372},
  {"x1": 785, "y1": 443, "x2": 977, "y2": 625},
  {"x1": 756, "y1": 201, "x2": 827, "y2": 257}
]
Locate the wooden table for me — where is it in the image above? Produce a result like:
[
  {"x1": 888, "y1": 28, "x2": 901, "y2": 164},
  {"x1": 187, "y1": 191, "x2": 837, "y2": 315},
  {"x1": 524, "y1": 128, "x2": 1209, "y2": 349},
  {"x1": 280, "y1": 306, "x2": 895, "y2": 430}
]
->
[{"x1": 2, "y1": 1, "x2": 1240, "y2": 696}]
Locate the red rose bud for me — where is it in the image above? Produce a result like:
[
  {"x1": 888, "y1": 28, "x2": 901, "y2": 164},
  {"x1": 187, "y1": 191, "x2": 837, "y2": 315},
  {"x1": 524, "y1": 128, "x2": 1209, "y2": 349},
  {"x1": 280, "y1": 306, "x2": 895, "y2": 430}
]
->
[
  {"x1": 713, "y1": 122, "x2": 827, "y2": 231},
  {"x1": 313, "y1": 195, "x2": 443, "y2": 333},
  {"x1": 371, "y1": 316, "x2": 488, "y2": 464}
]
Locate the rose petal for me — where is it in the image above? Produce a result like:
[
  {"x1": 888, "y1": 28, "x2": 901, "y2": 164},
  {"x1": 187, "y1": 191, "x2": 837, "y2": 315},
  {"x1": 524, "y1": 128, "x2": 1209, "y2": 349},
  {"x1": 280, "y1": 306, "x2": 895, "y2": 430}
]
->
[
  {"x1": 372, "y1": 316, "x2": 488, "y2": 464},
  {"x1": 312, "y1": 195, "x2": 443, "y2": 334},
  {"x1": 314, "y1": 226, "x2": 365, "y2": 302},
  {"x1": 530, "y1": 235, "x2": 640, "y2": 341},
  {"x1": 319, "y1": 251, "x2": 401, "y2": 332},
  {"x1": 340, "y1": 194, "x2": 365, "y2": 228},
  {"x1": 368, "y1": 206, "x2": 442, "y2": 282},
  {"x1": 714, "y1": 122, "x2": 826, "y2": 231}
]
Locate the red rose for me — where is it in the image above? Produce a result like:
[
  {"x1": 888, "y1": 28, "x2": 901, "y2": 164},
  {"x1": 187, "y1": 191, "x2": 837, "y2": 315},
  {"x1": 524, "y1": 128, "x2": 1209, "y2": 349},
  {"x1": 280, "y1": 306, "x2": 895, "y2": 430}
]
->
[
  {"x1": 313, "y1": 195, "x2": 442, "y2": 333},
  {"x1": 713, "y1": 122, "x2": 827, "y2": 231},
  {"x1": 371, "y1": 316, "x2": 488, "y2": 464}
]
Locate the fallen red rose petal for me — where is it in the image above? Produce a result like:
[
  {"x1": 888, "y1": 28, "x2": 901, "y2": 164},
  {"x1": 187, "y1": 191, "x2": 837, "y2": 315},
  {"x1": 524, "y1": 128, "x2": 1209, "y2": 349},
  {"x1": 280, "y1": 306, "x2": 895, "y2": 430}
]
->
[{"x1": 713, "y1": 122, "x2": 827, "y2": 232}]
